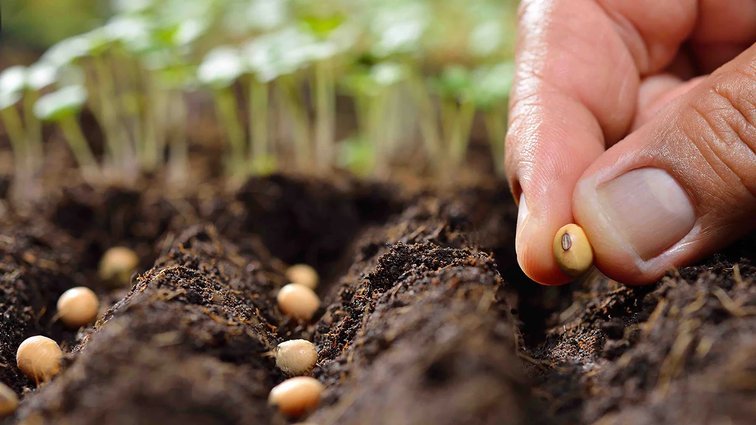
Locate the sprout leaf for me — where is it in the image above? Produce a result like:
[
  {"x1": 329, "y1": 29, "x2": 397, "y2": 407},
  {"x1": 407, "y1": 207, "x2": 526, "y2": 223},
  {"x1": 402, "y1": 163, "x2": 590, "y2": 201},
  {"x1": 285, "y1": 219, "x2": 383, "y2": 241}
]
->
[
  {"x1": 470, "y1": 62, "x2": 515, "y2": 109},
  {"x1": 27, "y1": 63, "x2": 58, "y2": 90},
  {"x1": 0, "y1": 66, "x2": 28, "y2": 96},
  {"x1": 433, "y1": 66, "x2": 472, "y2": 100},
  {"x1": 198, "y1": 46, "x2": 245, "y2": 88},
  {"x1": 0, "y1": 91, "x2": 22, "y2": 110},
  {"x1": 33, "y1": 85, "x2": 87, "y2": 121},
  {"x1": 41, "y1": 36, "x2": 92, "y2": 66},
  {"x1": 370, "y1": 3, "x2": 428, "y2": 57},
  {"x1": 103, "y1": 16, "x2": 152, "y2": 52}
]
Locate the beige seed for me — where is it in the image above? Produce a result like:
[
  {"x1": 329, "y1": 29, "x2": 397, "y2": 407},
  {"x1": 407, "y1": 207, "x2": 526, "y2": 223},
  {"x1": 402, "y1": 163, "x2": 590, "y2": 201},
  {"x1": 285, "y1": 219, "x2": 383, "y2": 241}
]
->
[
  {"x1": 286, "y1": 264, "x2": 319, "y2": 289},
  {"x1": 276, "y1": 339, "x2": 318, "y2": 376},
  {"x1": 277, "y1": 284, "x2": 320, "y2": 321},
  {"x1": 0, "y1": 382, "x2": 18, "y2": 417},
  {"x1": 98, "y1": 246, "x2": 139, "y2": 287},
  {"x1": 268, "y1": 376, "x2": 324, "y2": 417},
  {"x1": 553, "y1": 223, "x2": 594, "y2": 277},
  {"x1": 16, "y1": 336, "x2": 62, "y2": 383},
  {"x1": 57, "y1": 287, "x2": 99, "y2": 328}
]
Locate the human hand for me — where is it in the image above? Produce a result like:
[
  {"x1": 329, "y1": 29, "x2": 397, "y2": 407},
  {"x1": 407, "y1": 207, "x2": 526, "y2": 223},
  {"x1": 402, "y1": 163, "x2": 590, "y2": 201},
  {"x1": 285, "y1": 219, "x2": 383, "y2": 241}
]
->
[{"x1": 506, "y1": 0, "x2": 756, "y2": 285}]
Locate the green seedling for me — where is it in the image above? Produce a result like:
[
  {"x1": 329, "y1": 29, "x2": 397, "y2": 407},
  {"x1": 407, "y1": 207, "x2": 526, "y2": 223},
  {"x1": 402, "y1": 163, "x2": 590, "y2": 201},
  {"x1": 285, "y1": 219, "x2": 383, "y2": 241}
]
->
[
  {"x1": 101, "y1": 15, "x2": 153, "y2": 53},
  {"x1": 142, "y1": 53, "x2": 197, "y2": 183},
  {"x1": 243, "y1": 38, "x2": 280, "y2": 176},
  {"x1": 223, "y1": 0, "x2": 287, "y2": 35},
  {"x1": 341, "y1": 62, "x2": 407, "y2": 176},
  {"x1": 338, "y1": 135, "x2": 373, "y2": 176},
  {"x1": 470, "y1": 62, "x2": 514, "y2": 176},
  {"x1": 40, "y1": 35, "x2": 93, "y2": 68},
  {"x1": 247, "y1": 76, "x2": 275, "y2": 175},
  {"x1": 111, "y1": 0, "x2": 155, "y2": 14},
  {"x1": 0, "y1": 66, "x2": 29, "y2": 177},
  {"x1": 100, "y1": 16, "x2": 155, "y2": 174},
  {"x1": 295, "y1": 7, "x2": 353, "y2": 173},
  {"x1": 368, "y1": 1, "x2": 428, "y2": 58},
  {"x1": 138, "y1": 16, "x2": 208, "y2": 179},
  {"x1": 51, "y1": 30, "x2": 131, "y2": 176},
  {"x1": 433, "y1": 65, "x2": 476, "y2": 169},
  {"x1": 198, "y1": 46, "x2": 247, "y2": 178},
  {"x1": 407, "y1": 68, "x2": 442, "y2": 170},
  {"x1": 245, "y1": 28, "x2": 317, "y2": 170},
  {"x1": 14, "y1": 0, "x2": 519, "y2": 187},
  {"x1": 23, "y1": 62, "x2": 58, "y2": 169},
  {"x1": 257, "y1": 1, "x2": 353, "y2": 172},
  {"x1": 34, "y1": 85, "x2": 99, "y2": 181}
]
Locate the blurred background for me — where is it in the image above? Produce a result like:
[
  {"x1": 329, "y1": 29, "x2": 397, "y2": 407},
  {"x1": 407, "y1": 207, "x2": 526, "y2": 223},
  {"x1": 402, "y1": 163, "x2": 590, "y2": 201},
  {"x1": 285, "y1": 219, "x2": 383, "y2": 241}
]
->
[
  {"x1": 1, "y1": 0, "x2": 518, "y2": 199},
  {"x1": 2, "y1": 0, "x2": 106, "y2": 51}
]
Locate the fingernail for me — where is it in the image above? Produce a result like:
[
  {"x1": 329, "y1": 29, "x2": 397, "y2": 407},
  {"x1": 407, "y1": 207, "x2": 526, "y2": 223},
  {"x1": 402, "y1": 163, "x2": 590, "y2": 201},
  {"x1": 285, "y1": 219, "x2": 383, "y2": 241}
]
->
[
  {"x1": 516, "y1": 193, "x2": 529, "y2": 234},
  {"x1": 597, "y1": 168, "x2": 695, "y2": 260},
  {"x1": 515, "y1": 193, "x2": 530, "y2": 255}
]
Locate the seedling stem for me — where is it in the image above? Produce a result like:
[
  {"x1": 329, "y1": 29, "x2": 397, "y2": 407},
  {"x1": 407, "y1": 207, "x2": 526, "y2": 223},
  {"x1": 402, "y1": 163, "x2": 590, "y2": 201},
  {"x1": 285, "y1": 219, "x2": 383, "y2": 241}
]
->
[
  {"x1": 314, "y1": 61, "x2": 335, "y2": 171},
  {"x1": 59, "y1": 115, "x2": 99, "y2": 181},
  {"x1": 213, "y1": 87, "x2": 246, "y2": 178},
  {"x1": 248, "y1": 78, "x2": 273, "y2": 174}
]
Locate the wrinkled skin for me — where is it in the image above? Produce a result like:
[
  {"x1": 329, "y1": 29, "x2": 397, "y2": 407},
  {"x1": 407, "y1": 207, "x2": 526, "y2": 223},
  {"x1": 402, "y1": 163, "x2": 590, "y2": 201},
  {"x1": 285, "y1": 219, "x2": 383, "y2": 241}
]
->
[{"x1": 506, "y1": 0, "x2": 756, "y2": 285}]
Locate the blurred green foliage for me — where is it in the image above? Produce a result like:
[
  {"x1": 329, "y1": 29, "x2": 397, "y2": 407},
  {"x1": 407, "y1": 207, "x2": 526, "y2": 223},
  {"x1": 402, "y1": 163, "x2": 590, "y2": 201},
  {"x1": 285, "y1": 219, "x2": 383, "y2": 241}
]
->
[
  {"x1": 1, "y1": 0, "x2": 108, "y2": 49},
  {"x1": 1, "y1": 0, "x2": 519, "y2": 187}
]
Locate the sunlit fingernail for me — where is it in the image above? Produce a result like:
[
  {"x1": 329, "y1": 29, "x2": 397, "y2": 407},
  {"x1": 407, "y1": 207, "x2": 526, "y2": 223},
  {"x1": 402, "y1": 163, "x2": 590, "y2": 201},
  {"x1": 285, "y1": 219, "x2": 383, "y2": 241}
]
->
[
  {"x1": 516, "y1": 193, "x2": 529, "y2": 235},
  {"x1": 515, "y1": 193, "x2": 529, "y2": 256},
  {"x1": 597, "y1": 168, "x2": 695, "y2": 260}
]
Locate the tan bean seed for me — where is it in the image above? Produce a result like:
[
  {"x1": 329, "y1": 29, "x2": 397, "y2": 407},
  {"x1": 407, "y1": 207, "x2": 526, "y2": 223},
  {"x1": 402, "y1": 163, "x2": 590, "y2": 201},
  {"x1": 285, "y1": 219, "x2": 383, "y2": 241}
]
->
[
  {"x1": 286, "y1": 264, "x2": 319, "y2": 289},
  {"x1": 277, "y1": 284, "x2": 320, "y2": 321},
  {"x1": 99, "y1": 246, "x2": 139, "y2": 287},
  {"x1": 57, "y1": 287, "x2": 99, "y2": 328},
  {"x1": 276, "y1": 339, "x2": 318, "y2": 376},
  {"x1": 553, "y1": 223, "x2": 593, "y2": 277},
  {"x1": 268, "y1": 376, "x2": 324, "y2": 417},
  {"x1": 16, "y1": 336, "x2": 62, "y2": 383},
  {"x1": 0, "y1": 382, "x2": 18, "y2": 417}
]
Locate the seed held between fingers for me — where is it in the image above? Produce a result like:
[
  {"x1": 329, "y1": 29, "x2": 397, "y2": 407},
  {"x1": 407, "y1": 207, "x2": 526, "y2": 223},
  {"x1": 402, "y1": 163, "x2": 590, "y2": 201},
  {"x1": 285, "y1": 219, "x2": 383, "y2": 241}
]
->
[
  {"x1": 16, "y1": 336, "x2": 63, "y2": 383},
  {"x1": 57, "y1": 287, "x2": 100, "y2": 328},
  {"x1": 276, "y1": 339, "x2": 318, "y2": 376},
  {"x1": 553, "y1": 223, "x2": 593, "y2": 277},
  {"x1": 286, "y1": 264, "x2": 319, "y2": 289},
  {"x1": 277, "y1": 284, "x2": 320, "y2": 321},
  {"x1": 268, "y1": 376, "x2": 324, "y2": 417},
  {"x1": 0, "y1": 382, "x2": 18, "y2": 417}
]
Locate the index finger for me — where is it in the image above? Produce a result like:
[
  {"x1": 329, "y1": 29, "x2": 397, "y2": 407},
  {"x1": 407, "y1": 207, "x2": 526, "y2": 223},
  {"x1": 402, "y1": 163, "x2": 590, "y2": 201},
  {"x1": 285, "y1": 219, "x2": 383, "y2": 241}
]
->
[{"x1": 506, "y1": 0, "x2": 697, "y2": 284}]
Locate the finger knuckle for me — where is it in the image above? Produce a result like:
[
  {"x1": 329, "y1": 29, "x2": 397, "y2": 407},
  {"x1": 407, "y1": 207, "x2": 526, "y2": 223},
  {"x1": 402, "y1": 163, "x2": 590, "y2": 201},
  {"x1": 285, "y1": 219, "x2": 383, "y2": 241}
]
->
[{"x1": 681, "y1": 68, "x2": 756, "y2": 196}]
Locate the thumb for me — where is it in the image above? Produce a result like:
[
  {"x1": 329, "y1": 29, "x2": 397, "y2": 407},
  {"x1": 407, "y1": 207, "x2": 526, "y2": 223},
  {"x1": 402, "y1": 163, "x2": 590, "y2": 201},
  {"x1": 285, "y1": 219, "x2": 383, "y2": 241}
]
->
[{"x1": 573, "y1": 45, "x2": 756, "y2": 285}]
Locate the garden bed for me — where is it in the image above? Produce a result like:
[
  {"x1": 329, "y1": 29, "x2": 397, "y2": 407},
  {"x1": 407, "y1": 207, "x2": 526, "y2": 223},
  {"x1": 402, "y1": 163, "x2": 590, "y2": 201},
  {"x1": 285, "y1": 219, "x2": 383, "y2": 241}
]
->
[{"x1": 0, "y1": 174, "x2": 753, "y2": 424}]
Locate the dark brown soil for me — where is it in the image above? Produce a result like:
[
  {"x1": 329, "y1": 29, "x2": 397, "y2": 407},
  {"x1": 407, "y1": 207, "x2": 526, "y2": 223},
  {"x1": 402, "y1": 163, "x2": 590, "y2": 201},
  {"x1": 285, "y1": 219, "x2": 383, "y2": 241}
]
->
[{"x1": 0, "y1": 175, "x2": 753, "y2": 424}]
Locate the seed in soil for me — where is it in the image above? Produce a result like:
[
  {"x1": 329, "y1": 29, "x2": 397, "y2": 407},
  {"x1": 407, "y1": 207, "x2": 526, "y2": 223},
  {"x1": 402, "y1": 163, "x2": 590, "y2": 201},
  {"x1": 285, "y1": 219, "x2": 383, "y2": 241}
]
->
[
  {"x1": 98, "y1": 246, "x2": 139, "y2": 287},
  {"x1": 57, "y1": 286, "x2": 100, "y2": 328},
  {"x1": 277, "y1": 284, "x2": 320, "y2": 321},
  {"x1": 16, "y1": 336, "x2": 63, "y2": 383},
  {"x1": 276, "y1": 339, "x2": 318, "y2": 376},
  {"x1": 553, "y1": 223, "x2": 593, "y2": 277},
  {"x1": 0, "y1": 382, "x2": 18, "y2": 417},
  {"x1": 268, "y1": 376, "x2": 324, "y2": 417},
  {"x1": 286, "y1": 264, "x2": 319, "y2": 289}
]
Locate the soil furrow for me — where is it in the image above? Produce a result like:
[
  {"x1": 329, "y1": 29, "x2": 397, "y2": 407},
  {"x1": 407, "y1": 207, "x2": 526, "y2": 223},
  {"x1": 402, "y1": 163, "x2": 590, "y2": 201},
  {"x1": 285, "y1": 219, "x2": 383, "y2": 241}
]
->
[{"x1": 1, "y1": 176, "x2": 753, "y2": 424}]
